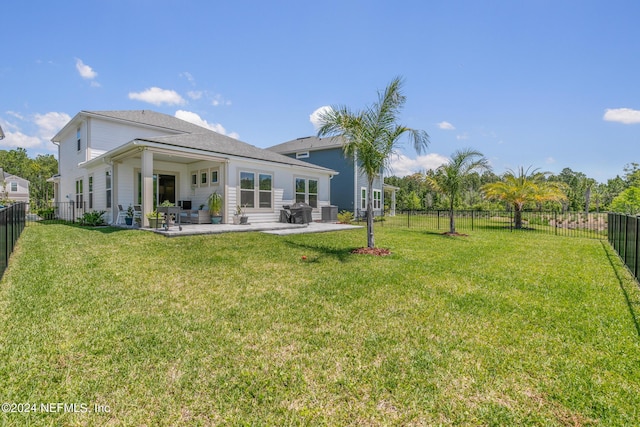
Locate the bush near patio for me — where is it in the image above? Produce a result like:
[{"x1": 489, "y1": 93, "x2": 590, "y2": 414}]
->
[{"x1": 1, "y1": 225, "x2": 640, "y2": 425}]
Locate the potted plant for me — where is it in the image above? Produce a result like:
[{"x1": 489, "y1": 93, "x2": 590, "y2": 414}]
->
[
  {"x1": 207, "y1": 192, "x2": 223, "y2": 224},
  {"x1": 234, "y1": 204, "x2": 249, "y2": 225},
  {"x1": 146, "y1": 210, "x2": 163, "y2": 228},
  {"x1": 125, "y1": 205, "x2": 134, "y2": 226}
]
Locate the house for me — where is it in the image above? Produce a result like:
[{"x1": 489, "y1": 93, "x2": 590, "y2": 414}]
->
[
  {"x1": 268, "y1": 136, "x2": 397, "y2": 216},
  {"x1": 0, "y1": 168, "x2": 30, "y2": 205},
  {"x1": 50, "y1": 110, "x2": 337, "y2": 226}
]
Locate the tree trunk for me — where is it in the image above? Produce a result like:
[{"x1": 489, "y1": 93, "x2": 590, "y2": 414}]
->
[
  {"x1": 514, "y1": 206, "x2": 523, "y2": 229},
  {"x1": 584, "y1": 185, "x2": 591, "y2": 215},
  {"x1": 367, "y1": 179, "x2": 375, "y2": 248},
  {"x1": 449, "y1": 198, "x2": 455, "y2": 234}
]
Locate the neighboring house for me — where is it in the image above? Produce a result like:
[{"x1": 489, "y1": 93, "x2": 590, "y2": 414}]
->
[
  {"x1": 268, "y1": 136, "x2": 396, "y2": 216},
  {"x1": 50, "y1": 110, "x2": 337, "y2": 225},
  {"x1": 0, "y1": 168, "x2": 30, "y2": 204}
]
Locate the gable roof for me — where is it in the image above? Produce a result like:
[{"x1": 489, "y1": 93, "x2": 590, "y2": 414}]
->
[
  {"x1": 138, "y1": 133, "x2": 336, "y2": 171},
  {"x1": 73, "y1": 110, "x2": 336, "y2": 174},
  {"x1": 52, "y1": 110, "x2": 206, "y2": 142},
  {"x1": 268, "y1": 136, "x2": 345, "y2": 154},
  {"x1": 0, "y1": 168, "x2": 29, "y2": 183}
]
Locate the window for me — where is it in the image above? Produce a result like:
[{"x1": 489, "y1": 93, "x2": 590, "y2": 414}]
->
[
  {"x1": 105, "y1": 170, "x2": 112, "y2": 209},
  {"x1": 296, "y1": 151, "x2": 309, "y2": 159},
  {"x1": 88, "y1": 175, "x2": 94, "y2": 209},
  {"x1": 75, "y1": 179, "x2": 84, "y2": 207},
  {"x1": 9, "y1": 182, "x2": 17, "y2": 192},
  {"x1": 200, "y1": 170, "x2": 208, "y2": 187},
  {"x1": 191, "y1": 172, "x2": 197, "y2": 187},
  {"x1": 77, "y1": 127, "x2": 81, "y2": 151},
  {"x1": 295, "y1": 177, "x2": 318, "y2": 208},
  {"x1": 361, "y1": 187, "x2": 367, "y2": 210},
  {"x1": 210, "y1": 169, "x2": 219, "y2": 184},
  {"x1": 373, "y1": 189, "x2": 382, "y2": 210},
  {"x1": 240, "y1": 171, "x2": 272, "y2": 209}
]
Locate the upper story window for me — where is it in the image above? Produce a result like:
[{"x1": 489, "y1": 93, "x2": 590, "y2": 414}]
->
[
  {"x1": 76, "y1": 127, "x2": 81, "y2": 151},
  {"x1": 296, "y1": 151, "x2": 309, "y2": 159},
  {"x1": 10, "y1": 182, "x2": 17, "y2": 192}
]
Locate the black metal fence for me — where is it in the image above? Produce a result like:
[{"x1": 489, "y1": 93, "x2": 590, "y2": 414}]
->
[
  {"x1": 0, "y1": 203, "x2": 27, "y2": 278},
  {"x1": 608, "y1": 213, "x2": 640, "y2": 281},
  {"x1": 359, "y1": 210, "x2": 608, "y2": 239},
  {"x1": 26, "y1": 201, "x2": 86, "y2": 224}
]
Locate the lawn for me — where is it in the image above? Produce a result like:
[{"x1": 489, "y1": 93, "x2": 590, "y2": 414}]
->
[{"x1": 1, "y1": 224, "x2": 639, "y2": 425}]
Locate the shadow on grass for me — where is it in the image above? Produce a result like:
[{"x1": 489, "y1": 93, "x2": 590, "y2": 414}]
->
[
  {"x1": 28, "y1": 221, "x2": 128, "y2": 234},
  {"x1": 281, "y1": 238, "x2": 366, "y2": 263},
  {"x1": 601, "y1": 240, "x2": 640, "y2": 337}
]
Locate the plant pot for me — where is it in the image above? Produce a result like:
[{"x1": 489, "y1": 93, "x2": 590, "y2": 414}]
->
[
  {"x1": 233, "y1": 215, "x2": 241, "y2": 225},
  {"x1": 148, "y1": 218, "x2": 162, "y2": 229},
  {"x1": 211, "y1": 216, "x2": 222, "y2": 224},
  {"x1": 125, "y1": 217, "x2": 133, "y2": 226},
  {"x1": 240, "y1": 216, "x2": 249, "y2": 225}
]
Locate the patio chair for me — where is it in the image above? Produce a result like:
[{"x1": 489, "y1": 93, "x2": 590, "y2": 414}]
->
[
  {"x1": 115, "y1": 204, "x2": 126, "y2": 225},
  {"x1": 133, "y1": 205, "x2": 143, "y2": 224}
]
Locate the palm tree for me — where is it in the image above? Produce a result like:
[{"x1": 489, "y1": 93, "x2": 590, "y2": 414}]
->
[
  {"x1": 426, "y1": 148, "x2": 490, "y2": 234},
  {"x1": 316, "y1": 77, "x2": 429, "y2": 248},
  {"x1": 482, "y1": 166, "x2": 567, "y2": 229}
]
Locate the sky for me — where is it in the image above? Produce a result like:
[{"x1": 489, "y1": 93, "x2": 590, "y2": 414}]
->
[{"x1": 2, "y1": 0, "x2": 639, "y2": 183}]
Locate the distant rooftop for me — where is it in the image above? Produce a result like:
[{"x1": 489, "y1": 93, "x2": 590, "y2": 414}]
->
[{"x1": 267, "y1": 136, "x2": 345, "y2": 154}]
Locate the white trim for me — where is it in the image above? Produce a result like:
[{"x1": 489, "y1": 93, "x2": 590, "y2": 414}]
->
[{"x1": 296, "y1": 151, "x2": 309, "y2": 159}]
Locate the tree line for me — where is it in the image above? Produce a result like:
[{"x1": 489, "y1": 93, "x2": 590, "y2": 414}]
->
[
  {"x1": 0, "y1": 147, "x2": 58, "y2": 204},
  {"x1": 385, "y1": 161, "x2": 640, "y2": 215}
]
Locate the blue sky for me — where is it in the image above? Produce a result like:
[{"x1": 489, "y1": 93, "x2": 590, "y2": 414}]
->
[{"x1": 2, "y1": 0, "x2": 639, "y2": 182}]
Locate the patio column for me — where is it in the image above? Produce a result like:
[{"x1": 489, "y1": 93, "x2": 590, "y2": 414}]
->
[
  {"x1": 391, "y1": 189, "x2": 396, "y2": 216},
  {"x1": 141, "y1": 148, "x2": 154, "y2": 227}
]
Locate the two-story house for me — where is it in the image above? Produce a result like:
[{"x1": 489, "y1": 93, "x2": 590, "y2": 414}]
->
[
  {"x1": 268, "y1": 136, "x2": 396, "y2": 217},
  {"x1": 0, "y1": 168, "x2": 30, "y2": 205},
  {"x1": 50, "y1": 110, "x2": 337, "y2": 225}
]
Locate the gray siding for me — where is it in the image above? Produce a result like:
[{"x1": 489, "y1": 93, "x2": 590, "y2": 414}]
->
[{"x1": 285, "y1": 148, "x2": 355, "y2": 212}]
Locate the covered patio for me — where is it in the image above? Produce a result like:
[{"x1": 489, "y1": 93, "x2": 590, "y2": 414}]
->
[{"x1": 124, "y1": 221, "x2": 362, "y2": 237}]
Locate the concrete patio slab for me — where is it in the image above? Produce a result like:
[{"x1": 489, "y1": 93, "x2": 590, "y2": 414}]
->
[{"x1": 137, "y1": 221, "x2": 362, "y2": 237}]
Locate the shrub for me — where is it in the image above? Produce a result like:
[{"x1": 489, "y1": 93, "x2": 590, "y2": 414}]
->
[
  {"x1": 337, "y1": 210, "x2": 354, "y2": 224},
  {"x1": 36, "y1": 207, "x2": 56, "y2": 219},
  {"x1": 79, "y1": 211, "x2": 106, "y2": 226}
]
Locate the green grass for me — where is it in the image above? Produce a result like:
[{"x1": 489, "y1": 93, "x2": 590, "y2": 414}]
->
[{"x1": 1, "y1": 224, "x2": 640, "y2": 425}]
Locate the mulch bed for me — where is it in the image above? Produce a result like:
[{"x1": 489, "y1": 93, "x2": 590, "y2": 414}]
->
[
  {"x1": 442, "y1": 231, "x2": 468, "y2": 237},
  {"x1": 351, "y1": 247, "x2": 392, "y2": 256}
]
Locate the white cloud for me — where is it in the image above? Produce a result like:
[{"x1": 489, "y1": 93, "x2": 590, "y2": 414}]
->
[
  {"x1": 129, "y1": 87, "x2": 186, "y2": 106},
  {"x1": 309, "y1": 106, "x2": 332, "y2": 130},
  {"x1": 211, "y1": 94, "x2": 231, "y2": 107},
  {"x1": 603, "y1": 108, "x2": 640, "y2": 124},
  {"x1": 1, "y1": 111, "x2": 70, "y2": 152},
  {"x1": 174, "y1": 110, "x2": 239, "y2": 139},
  {"x1": 545, "y1": 156, "x2": 556, "y2": 164},
  {"x1": 34, "y1": 112, "x2": 71, "y2": 140},
  {"x1": 437, "y1": 121, "x2": 455, "y2": 130},
  {"x1": 75, "y1": 58, "x2": 97, "y2": 80},
  {"x1": 456, "y1": 133, "x2": 469, "y2": 140},
  {"x1": 0, "y1": 130, "x2": 42, "y2": 149},
  {"x1": 388, "y1": 153, "x2": 449, "y2": 177},
  {"x1": 180, "y1": 72, "x2": 195, "y2": 84},
  {"x1": 187, "y1": 90, "x2": 203, "y2": 100}
]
